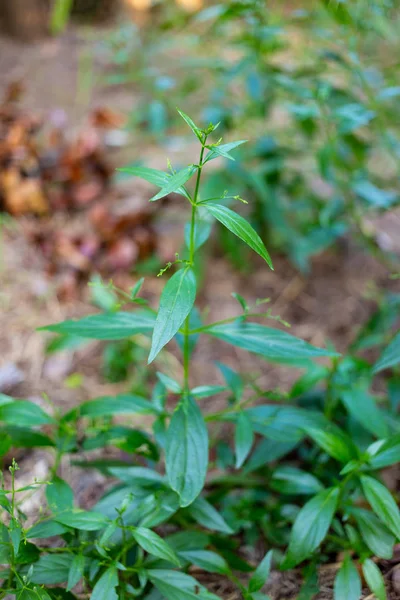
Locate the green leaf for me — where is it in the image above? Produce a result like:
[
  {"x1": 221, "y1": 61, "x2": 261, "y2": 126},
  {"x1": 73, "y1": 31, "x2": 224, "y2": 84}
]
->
[
  {"x1": 341, "y1": 389, "x2": 389, "y2": 439},
  {"x1": 9, "y1": 518, "x2": 21, "y2": 554},
  {"x1": 305, "y1": 427, "x2": 357, "y2": 464},
  {"x1": 26, "y1": 519, "x2": 70, "y2": 539},
  {"x1": 150, "y1": 166, "x2": 197, "y2": 202},
  {"x1": 55, "y1": 510, "x2": 108, "y2": 531},
  {"x1": 362, "y1": 559, "x2": 386, "y2": 600},
  {"x1": 179, "y1": 550, "x2": 229, "y2": 575},
  {"x1": 216, "y1": 362, "x2": 243, "y2": 400},
  {"x1": 0, "y1": 427, "x2": 54, "y2": 449},
  {"x1": 149, "y1": 269, "x2": 196, "y2": 364},
  {"x1": 187, "y1": 496, "x2": 233, "y2": 534},
  {"x1": 352, "y1": 508, "x2": 395, "y2": 559},
  {"x1": 205, "y1": 140, "x2": 247, "y2": 162},
  {"x1": 271, "y1": 466, "x2": 323, "y2": 496},
  {"x1": 361, "y1": 475, "x2": 400, "y2": 539},
  {"x1": 73, "y1": 394, "x2": 157, "y2": 419},
  {"x1": 282, "y1": 487, "x2": 339, "y2": 569},
  {"x1": 50, "y1": 0, "x2": 73, "y2": 34},
  {"x1": 157, "y1": 372, "x2": 182, "y2": 394},
  {"x1": 30, "y1": 555, "x2": 74, "y2": 584},
  {"x1": 249, "y1": 550, "x2": 273, "y2": 593},
  {"x1": 373, "y1": 332, "x2": 400, "y2": 373},
  {"x1": 0, "y1": 523, "x2": 9, "y2": 564},
  {"x1": 205, "y1": 203, "x2": 273, "y2": 268},
  {"x1": 177, "y1": 109, "x2": 203, "y2": 142},
  {"x1": 207, "y1": 323, "x2": 338, "y2": 363},
  {"x1": 0, "y1": 401, "x2": 53, "y2": 426},
  {"x1": 368, "y1": 434, "x2": 400, "y2": 469},
  {"x1": 133, "y1": 527, "x2": 180, "y2": 566},
  {"x1": 235, "y1": 412, "x2": 254, "y2": 468},
  {"x1": 40, "y1": 311, "x2": 155, "y2": 340},
  {"x1": 67, "y1": 554, "x2": 85, "y2": 591},
  {"x1": 191, "y1": 385, "x2": 227, "y2": 399},
  {"x1": 166, "y1": 397, "x2": 208, "y2": 507},
  {"x1": 107, "y1": 466, "x2": 165, "y2": 487},
  {"x1": 148, "y1": 569, "x2": 219, "y2": 600},
  {"x1": 334, "y1": 555, "x2": 361, "y2": 600},
  {"x1": 116, "y1": 166, "x2": 170, "y2": 187},
  {"x1": 184, "y1": 219, "x2": 212, "y2": 252},
  {"x1": 91, "y1": 567, "x2": 118, "y2": 600},
  {"x1": 46, "y1": 477, "x2": 74, "y2": 513}
]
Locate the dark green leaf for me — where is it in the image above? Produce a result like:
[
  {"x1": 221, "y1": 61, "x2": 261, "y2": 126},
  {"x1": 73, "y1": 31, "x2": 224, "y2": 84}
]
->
[
  {"x1": 205, "y1": 203, "x2": 273, "y2": 268},
  {"x1": 166, "y1": 397, "x2": 208, "y2": 507},
  {"x1": 26, "y1": 520, "x2": 70, "y2": 539},
  {"x1": 31, "y1": 555, "x2": 74, "y2": 584},
  {"x1": 207, "y1": 323, "x2": 338, "y2": 363},
  {"x1": 107, "y1": 466, "x2": 164, "y2": 487},
  {"x1": 361, "y1": 476, "x2": 400, "y2": 539},
  {"x1": 46, "y1": 477, "x2": 74, "y2": 513},
  {"x1": 362, "y1": 559, "x2": 386, "y2": 600},
  {"x1": 75, "y1": 394, "x2": 157, "y2": 419},
  {"x1": 341, "y1": 389, "x2": 389, "y2": 438},
  {"x1": 283, "y1": 487, "x2": 339, "y2": 569},
  {"x1": 187, "y1": 497, "x2": 233, "y2": 534},
  {"x1": 40, "y1": 312, "x2": 155, "y2": 340},
  {"x1": 91, "y1": 567, "x2": 118, "y2": 600},
  {"x1": 67, "y1": 554, "x2": 85, "y2": 591},
  {"x1": 368, "y1": 434, "x2": 400, "y2": 469},
  {"x1": 305, "y1": 427, "x2": 358, "y2": 464},
  {"x1": 373, "y1": 332, "x2": 400, "y2": 373},
  {"x1": 352, "y1": 508, "x2": 394, "y2": 559},
  {"x1": 133, "y1": 527, "x2": 180, "y2": 566},
  {"x1": 149, "y1": 269, "x2": 196, "y2": 364},
  {"x1": 235, "y1": 412, "x2": 254, "y2": 468},
  {"x1": 334, "y1": 555, "x2": 361, "y2": 600},
  {"x1": 249, "y1": 550, "x2": 273, "y2": 593},
  {"x1": 271, "y1": 466, "x2": 323, "y2": 495},
  {"x1": 150, "y1": 166, "x2": 197, "y2": 202},
  {"x1": 179, "y1": 550, "x2": 229, "y2": 575}
]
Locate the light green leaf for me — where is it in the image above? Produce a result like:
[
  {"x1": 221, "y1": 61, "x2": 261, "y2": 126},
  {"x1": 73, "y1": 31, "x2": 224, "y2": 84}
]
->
[
  {"x1": 107, "y1": 466, "x2": 165, "y2": 487},
  {"x1": 133, "y1": 527, "x2": 180, "y2": 566},
  {"x1": 177, "y1": 109, "x2": 203, "y2": 142},
  {"x1": 184, "y1": 219, "x2": 212, "y2": 252},
  {"x1": 149, "y1": 269, "x2": 196, "y2": 364},
  {"x1": 352, "y1": 508, "x2": 394, "y2": 559},
  {"x1": 55, "y1": 510, "x2": 108, "y2": 531},
  {"x1": 235, "y1": 412, "x2": 254, "y2": 468},
  {"x1": 150, "y1": 165, "x2": 197, "y2": 202},
  {"x1": 187, "y1": 497, "x2": 233, "y2": 534},
  {"x1": 157, "y1": 372, "x2": 182, "y2": 394},
  {"x1": 0, "y1": 401, "x2": 53, "y2": 427},
  {"x1": 67, "y1": 553, "x2": 85, "y2": 591},
  {"x1": 46, "y1": 477, "x2": 74, "y2": 513},
  {"x1": 116, "y1": 166, "x2": 170, "y2": 187},
  {"x1": 26, "y1": 520, "x2": 70, "y2": 540},
  {"x1": 207, "y1": 322, "x2": 338, "y2": 363},
  {"x1": 362, "y1": 559, "x2": 386, "y2": 600},
  {"x1": 205, "y1": 140, "x2": 247, "y2": 162},
  {"x1": 205, "y1": 203, "x2": 273, "y2": 268},
  {"x1": 40, "y1": 311, "x2": 155, "y2": 340},
  {"x1": 334, "y1": 555, "x2": 361, "y2": 600},
  {"x1": 282, "y1": 487, "x2": 339, "y2": 569},
  {"x1": 368, "y1": 434, "x2": 400, "y2": 469},
  {"x1": 148, "y1": 569, "x2": 220, "y2": 600},
  {"x1": 191, "y1": 385, "x2": 227, "y2": 398},
  {"x1": 166, "y1": 397, "x2": 208, "y2": 507},
  {"x1": 249, "y1": 550, "x2": 273, "y2": 593},
  {"x1": 373, "y1": 332, "x2": 400, "y2": 373},
  {"x1": 341, "y1": 389, "x2": 389, "y2": 439},
  {"x1": 91, "y1": 567, "x2": 118, "y2": 600},
  {"x1": 361, "y1": 475, "x2": 400, "y2": 539},
  {"x1": 179, "y1": 550, "x2": 229, "y2": 575},
  {"x1": 71, "y1": 394, "x2": 157, "y2": 419}
]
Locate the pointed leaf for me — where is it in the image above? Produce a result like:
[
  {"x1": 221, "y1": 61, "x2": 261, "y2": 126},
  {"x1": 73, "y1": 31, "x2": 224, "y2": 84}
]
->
[
  {"x1": 166, "y1": 397, "x2": 208, "y2": 507},
  {"x1": 373, "y1": 332, "x2": 400, "y2": 373},
  {"x1": 352, "y1": 508, "x2": 394, "y2": 559},
  {"x1": 91, "y1": 567, "x2": 118, "y2": 600},
  {"x1": 55, "y1": 510, "x2": 107, "y2": 531},
  {"x1": 362, "y1": 559, "x2": 386, "y2": 600},
  {"x1": 361, "y1": 475, "x2": 400, "y2": 539},
  {"x1": 205, "y1": 203, "x2": 273, "y2": 268},
  {"x1": 187, "y1": 496, "x2": 233, "y2": 534},
  {"x1": 341, "y1": 389, "x2": 389, "y2": 439},
  {"x1": 67, "y1": 554, "x2": 85, "y2": 591},
  {"x1": 150, "y1": 166, "x2": 197, "y2": 202},
  {"x1": 148, "y1": 569, "x2": 220, "y2": 600},
  {"x1": 283, "y1": 487, "x2": 339, "y2": 569},
  {"x1": 149, "y1": 269, "x2": 196, "y2": 364},
  {"x1": 177, "y1": 109, "x2": 203, "y2": 141},
  {"x1": 133, "y1": 527, "x2": 180, "y2": 566},
  {"x1": 249, "y1": 550, "x2": 273, "y2": 593},
  {"x1": 179, "y1": 549, "x2": 229, "y2": 575},
  {"x1": 334, "y1": 555, "x2": 361, "y2": 600},
  {"x1": 46, "y1": 477, "x2": 74, "y2": 513},
  {"x1": 205, "y1": 140, "x2": 247, "y2": 162},
  {"x1": 0, "y1": 401, "x2": 53, "y2": 426},
  {"x1": 235, "y1": 412, "x2": 254, "y2": 468}
]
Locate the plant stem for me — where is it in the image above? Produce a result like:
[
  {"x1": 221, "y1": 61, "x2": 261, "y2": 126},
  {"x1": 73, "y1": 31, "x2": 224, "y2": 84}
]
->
[{"x1": 182, "y1": 143, "x2": 205, "y2": 394}]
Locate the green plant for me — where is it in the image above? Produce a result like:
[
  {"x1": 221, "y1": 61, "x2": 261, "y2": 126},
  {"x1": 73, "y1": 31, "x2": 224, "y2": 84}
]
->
[{"x1": 0, "y1": 111, "x2": 399, "y2": 599}]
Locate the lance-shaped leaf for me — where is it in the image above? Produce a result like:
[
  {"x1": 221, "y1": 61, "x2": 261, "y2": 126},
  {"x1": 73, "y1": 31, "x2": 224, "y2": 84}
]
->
[
  {"x1": 235, "y1": 412, "x2": 254, "y2": 468},
  {"x1": 361, "y1": 475, "x2": 400, "y2": 539},
  {"x1": 149, "y1": 269, "x2": 196, "y2": 364},
  {"x1": 334, "y1": 555, "x2": 361, "y2": 600},
  {"x1": 206, "y1": 322, "x2": 338, "y2": 363},
  {"x1": 116, "y1": 165, "x2": 190, "y2": 199},
  {"x1": 150, "y1": 165, "x2": 197, "y2": 202},
  {"x1": 204, "y1": 140, "x2": 247, "y2": 162},
  {"x1": 362, "y1": 559, "x2": 386, "y2": 600},
  {"x1": 177, "y1": 108, "x2": 203, "y2": 142},
  {"x1": 205, "y1": 203, "x2": 273, "y2": 268},
  {"x1": 40, "y1": 311, "x2": 155, "y2": 340},
  {"x1": 373, "y1": 331, "x2": 400, "y2": 373},
  {"x1": 166, "y1": 397, "x2": 208, "y2": 507}
]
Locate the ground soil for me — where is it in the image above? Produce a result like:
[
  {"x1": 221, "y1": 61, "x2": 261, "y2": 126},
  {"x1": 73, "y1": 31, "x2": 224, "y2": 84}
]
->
[{"x1": 0, "y1": 20, "x2": 400, "y2": 600}]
